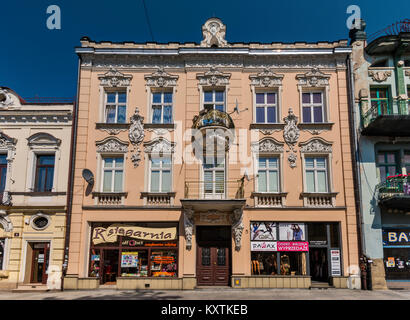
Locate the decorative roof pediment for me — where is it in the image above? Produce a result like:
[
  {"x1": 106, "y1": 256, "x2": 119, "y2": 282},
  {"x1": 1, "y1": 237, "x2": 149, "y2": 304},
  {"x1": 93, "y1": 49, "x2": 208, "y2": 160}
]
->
[
  {"x1": 296, "y1": 68, "x2": 330, "y2": 87},
  {"x1": 27, "y1": 132, "x2": 60, "y2": 147},
  {"x1": 251, "y1": 137, "x2": 284, "y2": 153},
  {"x1": 200, "y1": 18, "x2": 228, "y2": 48},
  {"x1": 98, "y1": 68, "x2": 133, "y2": 87},
  {"x1": 249, "y1": 68, "x2": 284, "y2": 87},
  {"x1": 0, "y1": 132, "x2": 17, "y2": 149},
  {"x1": 96, "y1": 137, "x2": 129, "y2": 153},
  {"x1": 144, "y1": 68, "x2": 179, "y2": 87},
  {"x1": 144, "y1": 137, "x2": 175, "y2": 154},
  {"x1": 299, "y1": 138, "x2": 332, "y2": 153},
  {"x1": 197, "y1": 67, "x2": 231, "y2": 86}
]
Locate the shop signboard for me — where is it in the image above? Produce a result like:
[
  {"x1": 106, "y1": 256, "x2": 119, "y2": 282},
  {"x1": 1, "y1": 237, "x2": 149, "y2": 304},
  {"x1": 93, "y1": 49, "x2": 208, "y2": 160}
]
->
[
  {"x1": 251, "y1": 222, "x2": 276, "y2": 241},
  {"x1": 92, "y1": 225, "x2": 177, "y2": 244},
  {"x1": 251, "y1": 241, "x2": 277, "y2": 251},
  {"x1": 279, "y1": 223, "x2": 305, "y2": 241},
  {"x1": 330, "y1": 249, "x2": 341, "y2": 276},
  {"x1": 383, "y1": 229, "x2": 410, "y2": 247},
  {"x1": 277, "y1": 242, "x2": 309, "y2": 251}
]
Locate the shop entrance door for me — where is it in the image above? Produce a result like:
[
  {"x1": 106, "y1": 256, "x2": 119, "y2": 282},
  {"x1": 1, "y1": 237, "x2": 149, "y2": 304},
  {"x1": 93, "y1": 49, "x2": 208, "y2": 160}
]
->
[
  {"x1": 196, "y1": 226, "x2": 231, "y2": 286},
  {"x1": 30, "y1": 242, "x2": 50, "y2": 284},
  {"x1": 101, "y1": 249, "x2": 119, "y2": 284},
  {"x1": 309, "y1": 248, "x2": 329, "y2": 282}
]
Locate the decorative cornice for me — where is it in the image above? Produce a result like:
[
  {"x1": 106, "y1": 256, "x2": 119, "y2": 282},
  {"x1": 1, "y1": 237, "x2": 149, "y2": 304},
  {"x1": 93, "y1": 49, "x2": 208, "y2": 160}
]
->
[
  {"x1": 249, "y1": 68, "x2": 284, "y2": 87},
  {"x1": 95, "y1": 137, "x2": 129, "y2": 153},
  {"x1": 143, "y1": 137, "x2": 175, "y2": 154},
  {"x1": 0, "y1": 132, "x2": 17, "y2": 150},
  {"x1": 98, "y1": 68, "x2": 133, "y2": 87},
  {"x1": 0, "y1": 111, "x2": 72, "y2": 124},
  {"x1": 368, "y1": 70, "x2": 392, "y2": 82},
  {"x1": 200, "y1": 18, "x2": 228, "y2": 48},
  {"x1": 251, "y1": 137, "x2": 284, "y2": 153},
  {"x1": 196, "y1": 67, "x2": 231, "y2": 86},
  {"x1": 299, "y1": 138, "x2": 332, "y2": 153},
  {"x1": 296, "y1": 68, "x2": 331, "y2": 87},
  {"x1": 144, "y1": 67, "x2": 179, "y2": 87}
]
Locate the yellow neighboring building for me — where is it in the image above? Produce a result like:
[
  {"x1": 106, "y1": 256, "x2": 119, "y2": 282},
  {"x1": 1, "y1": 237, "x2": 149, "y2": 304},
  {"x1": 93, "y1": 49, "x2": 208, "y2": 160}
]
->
[{"x1": 0, "y1": 87, "x2": 73, "y2": 290}]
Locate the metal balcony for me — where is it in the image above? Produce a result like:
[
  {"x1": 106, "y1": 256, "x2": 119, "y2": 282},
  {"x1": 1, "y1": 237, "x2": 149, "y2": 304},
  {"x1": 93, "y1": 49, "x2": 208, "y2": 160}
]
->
[{"x1": 377, "y1": 176, "x2": 410, "y2": 211}]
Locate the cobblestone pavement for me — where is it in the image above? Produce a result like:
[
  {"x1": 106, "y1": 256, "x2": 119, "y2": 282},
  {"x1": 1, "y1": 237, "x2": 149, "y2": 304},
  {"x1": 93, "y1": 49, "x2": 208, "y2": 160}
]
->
[{"x1": 1, "y1": 288, "x2": 410, "y2": 300}]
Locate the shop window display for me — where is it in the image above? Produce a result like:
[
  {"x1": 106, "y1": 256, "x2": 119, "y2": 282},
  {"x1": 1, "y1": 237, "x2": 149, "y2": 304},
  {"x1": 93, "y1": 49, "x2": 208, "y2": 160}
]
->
[
  {"x1": 251, "y1": 252, "x2": 277, "y2": 275},
  {"x1": 150, "y1": 250, "x2": 177, "y2": 277},
  {"x1": 384, "y1": 248, "x2": 410, "y2": 280},
  {"x1": 121, "y1": 250, "x2": 148, "y2": 277},
  {"x1": 280, "y1": 252, "x2": 307, "y2": 275}
]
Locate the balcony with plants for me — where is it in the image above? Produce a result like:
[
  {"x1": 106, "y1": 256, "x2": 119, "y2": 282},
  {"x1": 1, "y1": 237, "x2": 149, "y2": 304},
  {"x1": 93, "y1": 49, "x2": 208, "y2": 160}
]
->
[{"x1": 377, "y1": 174, "x2": 410, "y2": 211}]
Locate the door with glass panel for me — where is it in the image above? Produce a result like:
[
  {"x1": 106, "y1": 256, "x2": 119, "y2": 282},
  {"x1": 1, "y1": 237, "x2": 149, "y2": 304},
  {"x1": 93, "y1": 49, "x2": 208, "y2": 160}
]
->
[
  {"x1": 203, "y1": 156, "x2": 225, "y2": 199},
  {"x1": 30, "y1": 242, "x2": 50, "y2": 284}
]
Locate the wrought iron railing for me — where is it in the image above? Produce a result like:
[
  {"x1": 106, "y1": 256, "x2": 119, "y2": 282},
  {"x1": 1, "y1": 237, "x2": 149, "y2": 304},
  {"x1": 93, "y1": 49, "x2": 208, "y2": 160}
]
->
[
  {"x1": 377, "y1": 176, "x2": 410, "y2": 200},
  {"x1": 367, "y1": 19, "x2": 410, "y2": 43},
  {"x1": 192, "y1": 109, "x2": 235, "y2": 129},
  {"x1": 184, "y1": 179, "x2": 244, "y2": 200},
  {"x1": 362, "y1": 100, "x2": 408, "y2": 128}
]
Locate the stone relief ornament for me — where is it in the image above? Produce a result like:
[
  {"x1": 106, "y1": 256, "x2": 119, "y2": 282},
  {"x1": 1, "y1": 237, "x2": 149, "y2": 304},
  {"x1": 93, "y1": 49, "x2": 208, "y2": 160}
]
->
[
  {"x1": 96, "y1": 137, "x2": 129, "y2": 153},
  {"x1": 0, "y1": 89, "x2": 14, "y2": 107},
  {"x1": 98, "y1": 68, "x2": 132, "y2": 87},
  {"x1": 184, "y1": 208, "x2": 195, "y2": 250},
  {"x1": 283, "y1": 108, "x2": 300, "y2": 152},
  {"x1": 128, "y1": 107, "x2": 145, "y2": 167},
  {"x1": 100, "y1": 128, "x2": 128, "y2": 135},
  {"x1": 251, "y1": 137, "x2": 284, "y2": 153},
  {"x1": 288, "y1": 152, "x2": 297, "y2": 169},
  {"x1": 146, "y1": 128, "x2": 174, "y2": 136},
  {"x1": 249, "y1": 68, "x2": 284, "y2": 87},
  {"x1": 144, "y1": 67, "x2": 179, "y2": 87},
  {"x1": 200, "y1": 18, "x2": 228, "y2": 47},
  {"x1": 368, "y1": 70, "x2": 392, "y2": 83},
  {"x1": 1, "y1": 191, "x2": 12, "y2": 206},
  {"x1": 405, "y1": 70, "x2": 410, "y2": 78},
  {"x1": 143, "y1": 137, "x2": 175, "y2": 154},
  {"x1": 231, "y1": 208, "x2": 244, "y2": 251},
  {"x1": 260, "y1": 129, "x2": 281, "y2": 135},
  {"x1": 296, "y1": 68, "x2": 330, "y2": 87},
  {"x1": 200, "y1": 210, "x2": 227, "y2": 223},
  {"x1": 299, "y1": 138, "x2": 332, "y2": 153},
  {"x1": 196, "y1": 67, "x2": 231, "y2": 87},
  {"x1": 0, "y1": 212, "x2": 13, "y2": 232}
]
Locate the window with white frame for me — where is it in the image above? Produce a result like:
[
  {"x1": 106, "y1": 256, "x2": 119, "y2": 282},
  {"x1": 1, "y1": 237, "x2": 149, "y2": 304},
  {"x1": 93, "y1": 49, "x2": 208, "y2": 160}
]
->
[
  {"x1": 101, "y1": 156, "x2": 124, "y2": 192},
  {"x1": 257, "y1": 157, "x2": 280, "y2": 192},
  {"x1": 302, "y1": 92, "x2": 325, "y2": 123},
  {"x1": 305, "y1": 157, "x2": 329, "y2": 193},
  {"x1": 149, "y1": 157, "x2": 172, "y2": 192},
  {"x1": 255, "y1": 92, "x2": 278, "y2": 123},
  {"x1": 151, "y1": 91, "x2": 173, "y2": 124},
  {"x1": 203, "y1": 90, "x2": 225, "y2": 112},
  {"x1": 203, "y1": 155, "x2": 225, "y2": 196},
  {"x1": 105, "y1": 91, "x2": 127, "y2": 123}
]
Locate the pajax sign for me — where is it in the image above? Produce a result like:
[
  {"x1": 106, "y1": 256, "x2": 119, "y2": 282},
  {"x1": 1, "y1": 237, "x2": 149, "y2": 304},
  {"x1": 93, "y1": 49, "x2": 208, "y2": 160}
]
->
[
  {"x1": 92, "y1": 225, "x2": 177, "y2": 244},
  {"x1": 383, "y1": 229, "x2": 410, "y2": 247}
]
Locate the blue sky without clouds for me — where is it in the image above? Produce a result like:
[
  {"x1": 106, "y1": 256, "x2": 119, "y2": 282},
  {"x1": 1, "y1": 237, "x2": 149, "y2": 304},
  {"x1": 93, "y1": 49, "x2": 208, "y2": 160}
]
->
[{"x1": 1, "y1": 0, "x2": 409, "y2": 98}]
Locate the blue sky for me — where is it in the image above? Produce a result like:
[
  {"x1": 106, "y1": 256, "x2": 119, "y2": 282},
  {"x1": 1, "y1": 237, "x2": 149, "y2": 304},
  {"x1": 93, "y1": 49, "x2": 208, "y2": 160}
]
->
[{"x1": 1, "y1": 0, "x2": 408, "y2": 98}]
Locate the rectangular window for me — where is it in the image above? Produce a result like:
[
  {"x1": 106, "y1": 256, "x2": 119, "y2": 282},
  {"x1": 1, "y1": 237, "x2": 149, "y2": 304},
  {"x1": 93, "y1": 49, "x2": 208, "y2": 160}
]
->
[
  {"x1": 305, "y1": 157, "x2": 328, "y2": 193},
  {"x1": 251, "y1": 252, "x2": 278, "y2": 275},
  {"x1": 370, "y1": 87, "x2": 391, "y2": 116},
  {"x1": 377, "y1": 151, "x2": 399, "y2": 181},
  {"x1": 150, "y1": 157, "x2": 172, "y2": 192},
  {"x1": 102, "y1": 157, "x2": 124, "y2": 192},
  {"x1": 105, "y1": 91, "x2": 127, "y2": 123},
  {"x1": 151, "y1": 91, "x2": 173, "y2": 124},
  {"x1": 0, "y1": 155, "x2": 7, "y2": 193},
  {"x1": 302, "y1": 92, "x2": 324, "y2": 123},
  {"x1": 203, "y1": 156, "x2": 225, "y2": 197},
  {"x1": 204, "y1": 90, "x2": 225, "y2": 112},
  {"x1": 258, "y1": 157, "x2": 279, "y2": 192},
  {"x1": 35, "y1": 155, "x2": 55, "y2": 192},
  {"x1": 255, "y1": 92, "x2": 277, "y2": 123}
]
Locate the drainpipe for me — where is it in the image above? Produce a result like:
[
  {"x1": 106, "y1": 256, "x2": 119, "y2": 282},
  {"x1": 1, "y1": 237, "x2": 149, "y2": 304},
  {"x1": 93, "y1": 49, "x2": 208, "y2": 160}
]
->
[
  {"x1": 61, "y1": 56, "x2": 81, "y2": 290},
  {"x1": 346, "y1": 55, "x2": 367, "y2": 289}
]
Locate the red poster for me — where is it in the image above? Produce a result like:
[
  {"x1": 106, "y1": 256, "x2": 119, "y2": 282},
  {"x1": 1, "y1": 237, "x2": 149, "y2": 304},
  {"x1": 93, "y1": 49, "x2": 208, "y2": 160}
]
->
[{"x1": 277, "y1": 242, "x2": 309, "y2": 252}]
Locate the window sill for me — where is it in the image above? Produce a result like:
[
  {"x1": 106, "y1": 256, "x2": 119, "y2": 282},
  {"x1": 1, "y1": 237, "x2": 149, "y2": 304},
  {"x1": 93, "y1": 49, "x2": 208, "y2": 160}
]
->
[
  {"x1": 298, "y1": 123, "x2": 334, "y2": 131},
  {"x1": 301, "y1": 192, "x2": 338, "y2": 208},
  {"x1": 140, "y1": 192, "x2": 176, "y2": 206},
  {"x1": 11, "y1": 192, "x2": 66, "y2": 196},
  {"x1": 92, "y1": 192, "x2": 128, "y2": 205},
  {"x1": 250, "y1": 123, "x2": 285, "y2": 130},
  {"x1": 251, "y1": 192, "x2": 288, "y2": 207},
  {"x1": 144, "y1": 123, "x2": 176, "y2": 130}
]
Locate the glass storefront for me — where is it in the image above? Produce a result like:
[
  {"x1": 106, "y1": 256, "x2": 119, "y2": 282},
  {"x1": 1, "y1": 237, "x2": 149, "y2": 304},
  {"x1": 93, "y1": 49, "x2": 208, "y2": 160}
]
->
[
  {"x1": 383, "y1": 228, "x2": 410, "y2": 280},
  {"x1": 89, "y1": 223, "x2": 178, "y2": 283}
]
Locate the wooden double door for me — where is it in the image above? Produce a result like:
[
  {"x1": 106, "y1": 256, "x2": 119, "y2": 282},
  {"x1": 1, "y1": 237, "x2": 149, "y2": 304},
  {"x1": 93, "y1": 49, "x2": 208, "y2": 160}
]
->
[
  {"x1": 30, "y1": 242, "x2": 50, "y2": 284},
  {"x1": 196, "y1": 226, "x2": 231, "y2": 286}
]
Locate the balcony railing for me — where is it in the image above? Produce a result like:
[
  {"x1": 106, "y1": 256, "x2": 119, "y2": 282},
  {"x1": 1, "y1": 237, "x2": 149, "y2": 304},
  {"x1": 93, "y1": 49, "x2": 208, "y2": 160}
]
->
[
  {"x1": 378, "y1": 176, "x2": 410, "y2": 199},
  {"x1": 192, "y1": 109, "x2": 235, "y2": 130},
  {"x1": 184, "y1": 179, "x2": 244, "y2": 200}
]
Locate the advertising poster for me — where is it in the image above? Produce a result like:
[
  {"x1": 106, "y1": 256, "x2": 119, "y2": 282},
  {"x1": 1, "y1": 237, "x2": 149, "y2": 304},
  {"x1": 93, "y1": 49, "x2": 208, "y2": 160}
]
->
[
  {"x1": 91, "y1": 255, "x2": 100, "y2": 261},
  {"x1": 277, "y1": 242, "x2": 309, "y2": 252},
  {"x1": 387, "y1": 257, "x2": 395, "y2": 268},
  {"x1": 251, "y1": 222, "x2": 276, "y2": 241},
  {"x1": 251, "y1": 241, "x2": 277, "y2": 251},
  {"x1": 121, "y1": 252, "x2": 139, "y2": 268},
  {"x1": 330, "y1": 249, "x2": 341, "y2": 276},
  {"x1": 279, "y1": 223, "x2": 305, "y2": 241}
]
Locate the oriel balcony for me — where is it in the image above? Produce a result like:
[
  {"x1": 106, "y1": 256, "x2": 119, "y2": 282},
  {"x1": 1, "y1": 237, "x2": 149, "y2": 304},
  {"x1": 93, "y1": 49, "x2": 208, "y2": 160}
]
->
[
  {"x1": 361, "y1": 100, "x2": 410, "y2": 136},
  {"x1": 377, "y1": 175, "x2": 410, "y2": 211},
  {"x1": 180, "y1": 179, "x2": 246, "y2": 211}
]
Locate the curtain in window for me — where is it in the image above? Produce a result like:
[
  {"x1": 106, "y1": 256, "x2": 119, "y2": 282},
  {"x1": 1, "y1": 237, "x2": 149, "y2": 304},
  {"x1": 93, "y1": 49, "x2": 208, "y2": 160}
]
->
[{"x1": 152, "y1": 106, "x2": 162, "y2": 123}]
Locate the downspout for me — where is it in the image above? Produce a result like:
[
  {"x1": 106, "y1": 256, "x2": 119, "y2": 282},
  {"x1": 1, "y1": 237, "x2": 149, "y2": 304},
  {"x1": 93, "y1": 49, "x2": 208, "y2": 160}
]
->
[
  {"x1": 61, "y1": 55, "x2": 81, "y2": 290},
  {"x1": 346, "y1": 54, "x2": 366, "y2": 288}
]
